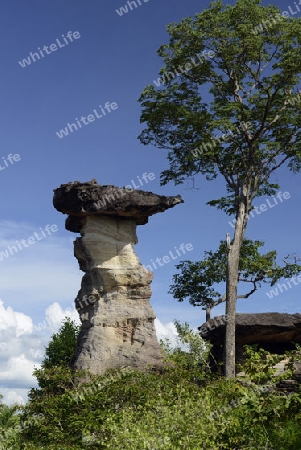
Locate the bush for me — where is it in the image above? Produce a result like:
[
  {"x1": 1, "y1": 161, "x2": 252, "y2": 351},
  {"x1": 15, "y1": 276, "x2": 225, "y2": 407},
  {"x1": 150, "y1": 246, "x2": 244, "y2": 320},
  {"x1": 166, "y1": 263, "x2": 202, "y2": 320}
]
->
[
  {"x1": 17, "y1": 324, "x2": 301, "y2": 449},
  {"x1": 0, "y1": 395, "x2": 22, "y2": 449}
]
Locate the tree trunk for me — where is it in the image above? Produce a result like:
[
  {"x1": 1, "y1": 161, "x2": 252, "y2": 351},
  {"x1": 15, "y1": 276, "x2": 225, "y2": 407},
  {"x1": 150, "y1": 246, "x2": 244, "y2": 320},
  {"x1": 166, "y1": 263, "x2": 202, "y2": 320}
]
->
[
  {"x1": 225, "y1": 199, "x2": 247, "y2": 378},
  {"x1": 225, "y1": 247, "x2": 239, "y2": 377},
  {"x1": 206, "y1": 307, "x2": 211, "y2": 321}
]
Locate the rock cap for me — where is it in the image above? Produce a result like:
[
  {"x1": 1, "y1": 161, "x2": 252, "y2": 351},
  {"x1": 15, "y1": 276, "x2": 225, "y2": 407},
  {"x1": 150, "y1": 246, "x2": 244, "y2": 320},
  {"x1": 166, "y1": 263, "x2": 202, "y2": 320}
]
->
[
  {"x1": 199, "y1": 312, "x2": 301, "y2": 345},
  {"x1": 53, "y1": 180, "x2": 183, "y2": 231}
]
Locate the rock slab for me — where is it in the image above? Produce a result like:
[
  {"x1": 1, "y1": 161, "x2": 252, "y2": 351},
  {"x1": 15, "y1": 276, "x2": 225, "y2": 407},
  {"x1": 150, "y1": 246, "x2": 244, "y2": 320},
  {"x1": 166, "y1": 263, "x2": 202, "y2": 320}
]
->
[
  {"x1": 199, "y1": 312, "x2": 301, "y2": 346},
  {"x1": 199, "y1": 312, "x2": 301, "y2": 372}
]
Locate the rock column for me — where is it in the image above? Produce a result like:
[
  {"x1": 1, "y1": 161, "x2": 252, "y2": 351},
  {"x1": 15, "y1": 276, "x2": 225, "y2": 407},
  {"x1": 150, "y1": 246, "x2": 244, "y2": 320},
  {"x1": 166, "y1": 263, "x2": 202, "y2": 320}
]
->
[{"x1": 53, "y1": 181, "x2": 183, "y2": 374}]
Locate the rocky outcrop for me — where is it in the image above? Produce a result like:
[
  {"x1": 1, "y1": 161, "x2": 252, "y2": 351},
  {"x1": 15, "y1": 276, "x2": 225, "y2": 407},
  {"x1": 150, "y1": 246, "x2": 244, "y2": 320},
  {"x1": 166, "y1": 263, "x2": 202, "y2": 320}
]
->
[
  {"x1": 53, "y1": 180, "x2": 183, "y2": 227},
  {"x1": 199, "y1": 312, "x2": 301, "y2": 372},
  {"x1": 53, "y1": 180, "x2": 183, "y2": 374}
]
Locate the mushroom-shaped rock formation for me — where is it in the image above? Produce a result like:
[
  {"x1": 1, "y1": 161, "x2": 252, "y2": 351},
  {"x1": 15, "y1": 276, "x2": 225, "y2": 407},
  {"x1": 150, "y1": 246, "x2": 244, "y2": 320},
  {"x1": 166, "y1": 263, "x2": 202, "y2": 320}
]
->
[{"x1": 53, "y1": 180, "x2": 183, "y2": 374}]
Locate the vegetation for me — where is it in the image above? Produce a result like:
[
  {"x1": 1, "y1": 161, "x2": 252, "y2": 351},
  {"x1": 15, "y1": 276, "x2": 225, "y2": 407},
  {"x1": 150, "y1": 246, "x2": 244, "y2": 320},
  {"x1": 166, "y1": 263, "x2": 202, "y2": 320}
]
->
[
  {"x1": 2, "y1": 2, "x2": 301, "y2": 448},
  {"x1": 138, "y1": 0, "x2": 301, "y2": 377},
  {"x1": 0, "y1": 318, "x2": 81, "y2": 449},
  {"x1": 0, "y1": 396, "x2": 21, "y2": 450},
  {"x1": 1, "y1": 319, "x2": 300, "y2": 449},
  {"x1": 30, "y1": 317, "x2": 81, "y2": 397},
  {"x1": 169, "y1": 239, "x2": 301, "y2": 321},
  {"x1": 40, "y1": 316, "x2": 81, "y2": 370}
]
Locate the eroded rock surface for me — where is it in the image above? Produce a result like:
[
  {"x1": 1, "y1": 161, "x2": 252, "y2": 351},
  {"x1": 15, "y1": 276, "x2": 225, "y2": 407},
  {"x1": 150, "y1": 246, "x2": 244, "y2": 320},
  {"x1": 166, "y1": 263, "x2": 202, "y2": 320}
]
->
[
  {"x1": 199, "y1": 312, "x2": 301, "y2": 372},
  {"x1": 53, "y1": 180, "x2": 183, "y2": 228},
  {"x1": 53, "y1": 180, "x2": 183, "y2": 374},
  {"x1": 199, "y1": 312, "x2": 301, "y2": 347}
]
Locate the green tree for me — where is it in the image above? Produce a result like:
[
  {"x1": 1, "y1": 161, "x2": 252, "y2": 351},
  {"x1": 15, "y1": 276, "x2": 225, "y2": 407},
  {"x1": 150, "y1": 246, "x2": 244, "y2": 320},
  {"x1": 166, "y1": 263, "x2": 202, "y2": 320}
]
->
[
  {"x1": 0, "y1": 394, "x2": 21, "y2": 449},
  {"x1": 0, "y1": 395, "x2": 18, "y2": 428},
  {"x1": 169, "y1": 239, "x2": 301, "y2": 321},
  {"x1": 160, "y1": 320, "x2": 211, "y2": 372},
  {"x1": 30, "y1": 317, "x2": 81, "y2": 397},
  {"x1": 138, "y1": 0, "x2": 301, "y2": 377},
  {"x1": 41, "y1": 317, "x2": 80, "y2": 370}
]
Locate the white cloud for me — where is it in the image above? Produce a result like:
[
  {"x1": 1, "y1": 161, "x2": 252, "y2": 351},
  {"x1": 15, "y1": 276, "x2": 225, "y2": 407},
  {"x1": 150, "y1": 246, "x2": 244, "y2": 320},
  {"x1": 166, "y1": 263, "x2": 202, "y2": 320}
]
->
[
  {"x1": 0, "y1": 354, "x2": 38, "y2": 387},
  {"x1": 1, "y1": 388, "x2": 28, "y2": 406},
  {"x1": 155, "y1": 318, "x2": 179, "y2": 347},
  {"x1": 0, "y1": 298, "x2": 80, "y2": 405},
  {"x1": 0, "y1": 300, "x2": 33, "y2": 337},
  {"x1": 33, "y1": 302, "x2": 80, "y2": 333},
  {"x1": 0, "y1": 300, "x2": 43, "y2": 400}
]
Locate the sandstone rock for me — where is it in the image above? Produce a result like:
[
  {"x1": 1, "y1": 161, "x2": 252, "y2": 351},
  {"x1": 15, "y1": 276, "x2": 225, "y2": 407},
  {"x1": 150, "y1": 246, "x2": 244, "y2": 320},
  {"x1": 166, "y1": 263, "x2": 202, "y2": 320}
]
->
[
  {"x1": 53, "y1": 180, "x2": 183, "y2": 374},
  {"x1": 53, "y1": 181, "x2": 183, "y2": 228},
  {"x1": 199, "y1": 312, "x2": 301, "y2": 372},
  {"x1": 200, "y1": 312, "x2": 301, "y2": 345}
]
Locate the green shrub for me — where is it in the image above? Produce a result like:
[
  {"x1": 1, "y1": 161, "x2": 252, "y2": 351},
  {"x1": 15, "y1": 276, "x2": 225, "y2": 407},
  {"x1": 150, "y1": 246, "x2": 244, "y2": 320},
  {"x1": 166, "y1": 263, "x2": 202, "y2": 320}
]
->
[{"x1": 17, "y1": 324, "x2": 301, "y2": 449}]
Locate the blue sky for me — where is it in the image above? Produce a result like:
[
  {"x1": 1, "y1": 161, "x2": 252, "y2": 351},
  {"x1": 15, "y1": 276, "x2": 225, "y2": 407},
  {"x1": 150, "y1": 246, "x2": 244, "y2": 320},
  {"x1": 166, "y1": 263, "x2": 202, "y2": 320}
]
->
[{"x1": 0, "y1": 0, "x2": 300, "y2": 404}]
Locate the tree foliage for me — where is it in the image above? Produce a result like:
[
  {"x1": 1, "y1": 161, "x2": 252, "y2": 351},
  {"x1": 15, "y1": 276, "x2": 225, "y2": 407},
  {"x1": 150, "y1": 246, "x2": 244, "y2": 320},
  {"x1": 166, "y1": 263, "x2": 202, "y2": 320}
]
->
[
  {"x1": 0, "y1": 394, "x2": 22, "y2": 449},
  {"x1": 29, "y1": 317, "x2": 81, "y2": 399},
  {"x1": 139, "y1": 0, "x2": 301, "y2": 194},
  {"x1": 18, "y1": 328, "x2": 301, "y2": 450},
  {"x1": 41, "y1": 317, "x2": 80, "y2": 370},
  {"x1": 160, "y1": 320, "x2": 211, "y2": 372},
  {"x1": 138, "y1": 0, "x2": 301, "y2": 377},
  {"x1": 169, "y1": 239, "x2": 301, "y2": 318}
]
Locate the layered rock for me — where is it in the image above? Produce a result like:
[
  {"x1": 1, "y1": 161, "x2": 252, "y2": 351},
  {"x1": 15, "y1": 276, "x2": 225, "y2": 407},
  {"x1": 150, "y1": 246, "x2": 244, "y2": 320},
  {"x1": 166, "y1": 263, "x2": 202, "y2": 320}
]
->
[
  {"x1": 53, "y1": 180, "x2": 183, "y2": 374},
  {"x1": 199, "y1": 312, "x2": 301, "y2": 372}
]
